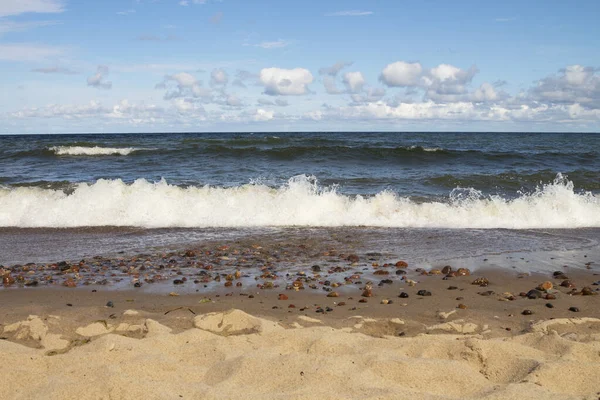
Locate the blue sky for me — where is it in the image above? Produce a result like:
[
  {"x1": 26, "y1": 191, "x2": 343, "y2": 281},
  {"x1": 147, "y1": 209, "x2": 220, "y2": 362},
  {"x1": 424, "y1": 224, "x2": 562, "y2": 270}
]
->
[{"x1": 0, "y1": 0, "x2": 598, "y2": 133}]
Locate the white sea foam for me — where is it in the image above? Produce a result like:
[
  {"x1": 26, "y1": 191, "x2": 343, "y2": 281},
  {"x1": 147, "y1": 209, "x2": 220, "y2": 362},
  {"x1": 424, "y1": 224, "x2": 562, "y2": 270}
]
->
[
  {"x1": 49, "y1": 146, "x2": 142, "y2": 156},
  {"x1": 0, "y1": 174, "x2": 598, "y2": 228}
]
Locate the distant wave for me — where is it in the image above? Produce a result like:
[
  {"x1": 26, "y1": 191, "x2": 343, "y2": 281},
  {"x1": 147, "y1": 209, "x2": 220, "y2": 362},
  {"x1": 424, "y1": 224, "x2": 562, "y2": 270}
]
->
[
  {"x1": 0, "y1": 174, "x2": 598, "y2": 229},
  {"x1": 48, "y1": 146, "x2": 144, "y2": 156}
]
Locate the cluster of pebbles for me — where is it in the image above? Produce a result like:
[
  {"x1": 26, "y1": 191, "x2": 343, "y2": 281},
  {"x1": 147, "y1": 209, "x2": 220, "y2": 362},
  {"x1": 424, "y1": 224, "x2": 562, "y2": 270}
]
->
[{"x1": 2, "y1": 243, "x2": 599, "y2": 316}]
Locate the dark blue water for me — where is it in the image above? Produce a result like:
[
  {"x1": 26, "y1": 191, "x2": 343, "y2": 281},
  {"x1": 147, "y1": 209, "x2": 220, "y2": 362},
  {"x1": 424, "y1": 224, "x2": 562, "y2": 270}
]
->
[{"x1": 1, "y1": 132, "x2": 598, "y2": 197}]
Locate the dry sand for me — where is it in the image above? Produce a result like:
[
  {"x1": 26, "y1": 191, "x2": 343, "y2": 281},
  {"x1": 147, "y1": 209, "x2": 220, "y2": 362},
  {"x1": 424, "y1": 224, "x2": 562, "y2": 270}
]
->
[{"x1": 2, "y1": 307, "x2": 600, "y2": 400}]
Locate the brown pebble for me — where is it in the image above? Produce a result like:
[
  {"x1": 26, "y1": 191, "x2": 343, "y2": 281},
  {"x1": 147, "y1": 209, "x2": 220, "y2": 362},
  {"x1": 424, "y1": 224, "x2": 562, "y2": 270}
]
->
[
  {"x1": 560, "y1": 280, "x2": 575, "y2": 288},
  {"x1": 472, "y1": 277, "x2": 489, "y2": 286},
  {"x1": 457, "y1": 304, "x2": 467, "y2": 309},
  {"x1": 288, "y1": 304, "x2": 296, "y2": 308},
  {"x1": 545, "y1": 293, "x2": 556, "y2": 300},
  {"x1": 395, "y1": 261, "x2": 408, "y2": 268},
  {"x1": 278, "y1": 294, "x2": 288, "y2": 300},
  {"x1": 358, "y1": 298, "x2": 368, "y2": 303},
  {"x1": 441, "y1": 266, "x2": 453, "y2": 274},
  {"x1": 522, "y1": 309, "x2": 533, "y2": 315},
  {"x1": 347, "y1": 254, "x2": 359, "y2": 263},
  {"x1": 537, "y1": 281, "x2": 553, "y2": 291},
  {"x1": 327, "y1": 291, "x2": 339, "y2": 297},
  {"x1": 456, "y1": 268, "x2": 471, "y2": 276},
  {"x1": 337, "y1": 302, "x2": 346, "y2": 306}
]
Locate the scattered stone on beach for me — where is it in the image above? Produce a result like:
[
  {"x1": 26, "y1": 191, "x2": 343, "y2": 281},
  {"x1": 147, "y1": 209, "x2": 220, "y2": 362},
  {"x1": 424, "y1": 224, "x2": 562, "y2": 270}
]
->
[
  {"x1": 522, "y1": 309, "x2": 533, "y2": 316},
  {"x1": 478, "y1": 290, "x2": 495, "y2": 296},
  {"x1": 106, "y1": 301, "x2": 114, "y2": 308},
  {"x1": 537, "y1": 281, "x2": 553, "y2": 291},
  {"x1": 545, "y1": 293, "x2": 556, "y2": 300},
  {"x1": 346, "y1": 254, "x2": 359, "y2": 263},
  {"x1": 288, "y1": 304, "x2": 296, "y2": 308},
  {"x1": 373, "y1": 270, "x2": 389, "y2": 275},
  {"x1": 457, "y1": 303, "x2": 467, "y2": 309},
  {"x1": 327, "y1": 292, "x2": 339, "y2": 298},
  {"x1": 168, "y1": 292, "x2": 179, "y2": 297},
  {"x1": 399, "y1": 292, "x2": 409, "y2": 298},
  {"x1": 429, "y1": 269, "x2": 442, "y2": 275},
  {"x1": 569, "y1": 307, "x2": 580, "y2": 313},
  {"x1": 358, "y1": 299, "x2": 367, "y2": 303},
  {"x1": 581, "y1": 287, "x2": 597, "y2": 296},
  {"x1": 441, "y1": 266, "x2": 453, "y2": 275},
  {"x1": 278, "y1": 294, "x2": 288, "y2": 301},
  {"x1": 448, "y1": 286, "x2": 458, "y2": 290},
  {"x1": 395, "y1": 261, "x2": 408, "y2": 268},
  {"x1": 380, "y1": 299, "x2": 390, "y2": 305},
  {"x1": 395, "y1": 269, "x2": 406, "y2": 275},
  {"x1": 311, "y1": 265, "x2": 321, "y2": 272},
  {"x1": 545, "y1": 303, "x2": 554, "y2": 308},
  {"x1": 184, "y1": 250, "x2": 195, "y2": 257},
  {"x1": 361, "y1": 285, "x2": 372, "y2": 297},
  {"x1": 173, "y1": 279, "x2": 184, "y2": 285},
  {"x1": 416, "y1": 290, "x2": 432, "y2": 297},
  {"x1": 456, "y1": 268, "x2": 471, "y2": 276},
  {"x1": 63, "y1": 278, "x2": 77, "y2": 288},
  {"x1": 560, "y1": 280, "x2": 575, "y2": 288},
  {"x1": 526, "y1": 290, "x2": 542, "y2": 299},
  {"x1": 472, "y1": 277, "x2": 489, "y2": 286}
]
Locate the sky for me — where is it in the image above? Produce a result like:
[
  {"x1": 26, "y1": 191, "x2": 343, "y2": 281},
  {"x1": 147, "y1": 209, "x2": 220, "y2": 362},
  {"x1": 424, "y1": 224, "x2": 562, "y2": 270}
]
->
[{"x1": 0, "y1": 0, "x2": 599, "y2": 133}]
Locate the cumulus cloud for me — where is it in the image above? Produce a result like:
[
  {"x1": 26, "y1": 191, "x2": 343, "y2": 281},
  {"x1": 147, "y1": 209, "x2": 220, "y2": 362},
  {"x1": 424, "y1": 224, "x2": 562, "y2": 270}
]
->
[
  {"x1": 530, "y1": 65, "x2": 600, "y2": 109},
  {"x1": 0, "y1": 0, "x2": 64, "y2": 17},
  {"x1": 156, "y1": 72, "x2": 211, "y2": 100},
  {"x1": 379, "y1": 61, "x2": 423, "y2": 87},
  {"x1": 253, "y1": 109, "x2": 274, "y2": 121},
  {"x1": 343, "y1": 71, "x2": 365, "y2": 93},
  {"x1": 31, "y1": 66, "x2": 78, "y2": 75},
  {"x1": 260, "y1": 67, "x2": 314, "y2": 96},
  {"x1": 87, "y1": 65, "x2": 112, "y2": 90},
  {"x1": 210, "y1": 68, "x2": 228, "y2": 86},
  {"x1": 232, "y1": 69, "x2": 257, "y2": 88}
]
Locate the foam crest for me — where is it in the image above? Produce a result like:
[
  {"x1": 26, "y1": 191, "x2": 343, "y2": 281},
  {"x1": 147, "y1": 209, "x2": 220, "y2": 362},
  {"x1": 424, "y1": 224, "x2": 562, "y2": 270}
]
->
[
  {"x1": 0, "y1": 174, "x2": 598, "y2": 228},
  {"x1": 49, "y1": 146, "x2": 142, "y2": 156}
]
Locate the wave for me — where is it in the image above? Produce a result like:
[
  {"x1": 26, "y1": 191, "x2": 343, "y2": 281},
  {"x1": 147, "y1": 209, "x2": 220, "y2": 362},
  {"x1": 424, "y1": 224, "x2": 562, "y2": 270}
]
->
[
  {"x1": 48, "y1": 146, "x2": 144, "y2": 156},
  {"x1": 0, "y1": 174, "x2": 598, "y2": 229}
]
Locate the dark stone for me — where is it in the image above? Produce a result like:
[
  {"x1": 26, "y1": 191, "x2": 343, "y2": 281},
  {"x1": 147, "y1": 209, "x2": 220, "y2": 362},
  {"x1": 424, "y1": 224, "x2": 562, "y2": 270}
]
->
[
  {"x1": 399, "y1": 292, "x2": 409, "y2": 298},
  {"x1": 134, "y1": 282, "x2": 142, "y2": 288},
  {"x1": 569, "y1": 307, "x2": 580, "y2": 312},
  {"x1": 346, "y1": 254, "x2": 359, "y2": 263},
  {"x1": 416, "y1": 290, "x2": 432, "y2": 296},
  {"x1": 522, "y1": 309, "x2": 533, "y2": 315},
  {"x1": 447, "y1": 286, "x2": 458, "y2": 290},
  {"x1": 311, "y1": 265, "x2": 321, "y2": 272},
  {"x1": 395, "y1": 269, "x2": 406, "y2": 275},
  {"x1": 526, "y1": 289, "x2": 542, "y2": 299},
  {"x1": 173, "y1": 279, "x2": 184, "y2": 285},
  {"x1": 380, "y1": 279, "x2": 393, "y2": 285},
  {"x1": 545, "y1": 303, "x2": 554, "y2": 308},
  {"x1": 106, "y1": 301, "x2": 114, "y2": 308}
]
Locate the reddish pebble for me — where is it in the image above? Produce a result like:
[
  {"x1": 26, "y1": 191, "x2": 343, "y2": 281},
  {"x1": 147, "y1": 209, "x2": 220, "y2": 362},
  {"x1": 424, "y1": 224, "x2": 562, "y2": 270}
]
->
[{"x1": 278, "y1": 294, "x2": 288, "y2": 300}]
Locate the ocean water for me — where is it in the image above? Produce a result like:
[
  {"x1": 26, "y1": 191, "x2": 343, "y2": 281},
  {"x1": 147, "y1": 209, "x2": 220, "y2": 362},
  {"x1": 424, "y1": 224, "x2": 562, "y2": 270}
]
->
[{"x1": 0, "y1": 132, "x2": 598, "y2": 229}]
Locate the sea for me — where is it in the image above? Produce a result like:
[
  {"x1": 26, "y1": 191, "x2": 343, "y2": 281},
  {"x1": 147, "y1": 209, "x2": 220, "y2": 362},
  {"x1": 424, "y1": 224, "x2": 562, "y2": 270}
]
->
[{"x1": 1, "y1": 132, "x2": 599, "y2": 270}]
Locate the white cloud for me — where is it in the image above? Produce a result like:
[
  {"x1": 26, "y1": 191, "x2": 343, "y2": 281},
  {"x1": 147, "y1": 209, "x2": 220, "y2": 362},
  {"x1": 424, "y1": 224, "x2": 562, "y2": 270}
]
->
[
  {"x1": 246, "y1": 39, "x2": 289, "y2": 49},
  {"x1": 225, "y1": 94, "x2": 242, "y2": 107},
  {"x1": 0, "y1": 0, "x2": 64, "y2": 17},
  {"x1": 259, "y1": 67, "x2": 314, "y2": 96},
  {"x1": 530, "y1": 65, "x2": 600, "y2": 109},
  {"x1": 87, "y1": 65, "x2": 112, "y2": 90},
  {"x1": 323, "y1": 76, "x2": 343, "y2": 94},
  {"x1": 210, "y1": 68, "x2": 228, "y2": 85},
  {"x1": 254, "y1": 108, "x2": 274, "y2": 121},
  {"x1": 157, "y1": 72, "x2": 212, "y2": 100},
  {"x1": 257, "y1": 98, "x2": 288, "y2": 107},
  {"x1": 342, "y1": 71, "x2": 365, "y2": 93},
  {"x1": 0, "y1": 43, "x2": 65, "y2": 61},
  {"x1": 117, "y1": 9, "x2": 135, "y2": 15},
  {"x1": 325, "y1": 10, "x2": 373, "y2": 17},
  {"x1": 0, "y1": 19, "x2": 59, "y2": 35},
  {"x1": 380, "y1": 61, "x2": 423, "y2": 87}
]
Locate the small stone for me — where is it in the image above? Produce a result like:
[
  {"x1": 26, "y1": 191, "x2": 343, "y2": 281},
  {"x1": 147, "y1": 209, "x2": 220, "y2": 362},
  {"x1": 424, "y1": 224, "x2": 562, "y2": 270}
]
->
[
  {"x1": 337, "y1": 302, "x2": 346, "y2": 306},
  {"x1": 537, "y1": 281, "x2": 553, "y2": 291},
  {"x1": 472, "y1": 277, "x2": 489, "y2": 286},
  {"x1": 441, "y1": 266, "x2": 453, "y2": 275},
  {"x1": 569, "y1": 306, "x2": 580, "y2": 312},
  {"x1": 416, "y1": 290, "x2": 432, "y2": 296},
  {"x1": 581, "y1": 287, "x2": 596, "y2": 296},
  {"x1": 457, "y1": 303, "x2": 467, "y2": 309},
  {"x1": 248, "y1": 294, "x2": 254, "y2": 298},
  {"x1": 478, "y1": 290, "x2": 495, "y2": 296},
  {"x1": 526, "y1": 289, "x2": 542, "y2": 299},
  {"x1": 447, "y1": 286, "x2": 458, "y2": 290},
  {"x1": 361, "y1": 284, "x2": 372, "y2": 297},
  {"x1": 173, "y1": 279, "x2": 184, "y2": 285},
  {"x1": 347, "y1": 254, "x2": 360, "y2": 263},
  {"x1": 522, "y1": 309, "x2": 533, "y2": 315},
  {"x1": 560, "y1": 280, "x2": 575, "y2": 288},
  {"x1": 327, "y1": 291, "x2": 339, "y2": 297},
  {"x1": 380, "y1": 299, "x2": 390, "y2": 305},
  {"x1": 395, "y1": 269, "x2": 406, "y2": 275},
  {"x1": 358, "y1": 298, "x2": 368, "y2": 303},
  {"x1": 545, "y1": 293, "x2": 556, "y2": 300},
  {"x1": 133, "y1": 282, "x2": 142, "y2": 288},
  {"x1": 169, "y1": 292, "x2": 179, "y2": 296},
  {"x1": 545, "y1": 303, "x2": 554, "y2": 308},
  {"x1": 456, "y1": 268, "x2": 471, "y2": 276},
  {"x1": 224, "y1": 281, "x2": 232, "y2": 287},
  {"x1": 325, "y1": 307, "x2": 333, "y2": 312},
  {"x1": 429, "y1": 269, "x2": 442, "y2": 275},
  {"x1": 373, "y1": 270, "x2": 389, "y2": 275},
  {"x1": 278, "y1": 294, "x2": 289, "y2": 300},
  {"x1": 399, "y1": 292, "x2": 409, "y2": 298},
  {"x1": 395, "y1": 261, "x2": 408, "y2": 268},
  {"x1": 288, "y1": 304, "x2": 296, "y2": 308},
  {"x1": 311, "y1": 265, "x2": 321, "y2": 272},
  {"x1": 106, "y1": 301, "x2": 114, "y2": 308}
]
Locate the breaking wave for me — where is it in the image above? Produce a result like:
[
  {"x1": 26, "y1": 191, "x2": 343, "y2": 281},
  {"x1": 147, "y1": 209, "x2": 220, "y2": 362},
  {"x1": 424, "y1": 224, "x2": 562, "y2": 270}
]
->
[
  {"x1": 49, "y1": 146, "x2": 144, "y2": 156},
  {"x1": 0, "y1": 174, "x2": 598, "y2": 229}
]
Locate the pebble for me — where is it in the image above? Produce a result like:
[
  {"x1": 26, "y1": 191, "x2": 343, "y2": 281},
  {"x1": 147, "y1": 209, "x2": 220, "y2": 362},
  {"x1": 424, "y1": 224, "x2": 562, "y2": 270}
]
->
[
  {"x1": 522, "y1": 309, "x2": 533, "y2": 315},
  {"x1": 395, "y1": 270, "x2": 406, "y2": 275},
  {"x1": 447, "y1": 286, "x2": 458, "y2": 290},
  {"x1": 545, "y1": 303, "x2": 554, "y2": 308},
  {"x1": 472, "y1": 277, "x2": 489, "y2": 286},
  {"x1": 358, "y1": 299, "x2": 368, "y2": 303},
  {"x1": 526, "y1": 289, "x2": 542, "y2": 299},
  {"x1": 399, "y1": 292, "x2": 409, "y2": 298},
  {"x1": 478, "y1": 290, "x2": 495, "y2": 296},
  {"x1": 278, "y1": 294, "x2": 288, "y2": 300},
  {"x1": 456, "y1": 268, "x2": 471, "y2": 276},
  {"x1": 416, "y1": 290, "x2": 432, "y2": 296},
  {"x1": 569, "y1": 307, "x2": 580, "y2": 313},
  {"x1": 537, "y1": 281, "x2": 553, "y2": 291},
  {"x1": 380, "y1": 299, "x2": 390, "y2": 304},
  {"x1": 346, "y1": 254, "x2": 360, "y2": 263},
  {"x1": 560, "y1": 280, "x2": 575, "y2": 288},
  {"x1": 395, "y1": 261, "x2": 408, "y2": 268},
  {"x1": 457, "y1": 303, "x2": 467, "y2": 309},
  {"x1": 106, "y1": 301, "x2": 114, "y2": 308},
  {"x1": 441, "y1": 266, "x2": 453, "y2": 274},
  {"x1": 545, "y1": 293, "x2": 556, "y2": 300},
  {"x1": 327, "y1": 292, "x2": 339, "y2": 297}
]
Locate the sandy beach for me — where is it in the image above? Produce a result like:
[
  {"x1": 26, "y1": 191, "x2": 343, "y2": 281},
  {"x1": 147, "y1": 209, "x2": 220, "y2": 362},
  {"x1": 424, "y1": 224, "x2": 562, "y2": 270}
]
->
[{"x1": 2, "y1": 229, "x2": 600, "y2": 400}]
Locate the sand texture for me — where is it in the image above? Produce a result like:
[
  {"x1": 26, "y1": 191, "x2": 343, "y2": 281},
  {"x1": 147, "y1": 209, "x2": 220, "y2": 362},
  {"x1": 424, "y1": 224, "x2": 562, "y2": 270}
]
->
[{"x1": 2, "y1": 310, "x2": 600, "y2": 400}]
